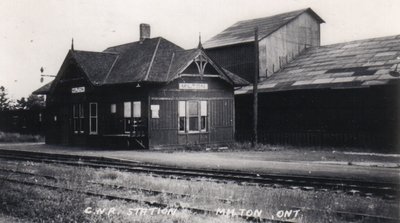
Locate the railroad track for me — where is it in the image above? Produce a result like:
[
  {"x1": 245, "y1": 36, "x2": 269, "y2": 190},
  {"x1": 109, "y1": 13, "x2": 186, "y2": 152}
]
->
[
  {"x1": 0, "y1": 173, "x2": 285, "y2": 223},
  {"x1": 0, "y1": 149, "x2": 398, "y2": 201},
  {"x1": 0, "y1": 168, "x2": 398, "y2": 223}
]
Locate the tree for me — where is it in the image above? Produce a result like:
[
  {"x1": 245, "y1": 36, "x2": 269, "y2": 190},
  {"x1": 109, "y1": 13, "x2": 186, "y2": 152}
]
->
[
  {"x1": 15, "y1": 97, "x2": 28, "y2": 110},
  {"x1": 25, "y1": 94, "x2": 45, "y2": 110},
  {"x1": 0, "y1": 86, "x2": 11, "y2": 111}
]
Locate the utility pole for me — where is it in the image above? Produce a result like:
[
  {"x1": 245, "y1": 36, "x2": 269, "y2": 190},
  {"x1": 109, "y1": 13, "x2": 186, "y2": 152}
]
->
[{"x1": 252, "y1": 27, "x2": 259, "y2": 147}]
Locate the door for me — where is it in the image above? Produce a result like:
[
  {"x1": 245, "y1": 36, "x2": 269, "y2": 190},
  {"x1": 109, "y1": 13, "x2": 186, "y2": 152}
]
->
[{"x1": 60, "y1": 105, "x2": 70, "y2": 145}]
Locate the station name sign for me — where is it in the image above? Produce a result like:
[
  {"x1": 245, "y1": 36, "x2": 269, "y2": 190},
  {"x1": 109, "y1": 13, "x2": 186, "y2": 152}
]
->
[
  {"x1": 179, "y1": 83, "x2": 208, "y2": 90},
  {"x1": 71, "y1": 86, "x2": 85, "y2": 94}
]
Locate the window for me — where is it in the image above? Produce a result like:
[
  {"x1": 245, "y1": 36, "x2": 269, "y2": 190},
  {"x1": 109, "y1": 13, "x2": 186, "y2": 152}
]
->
[
  {"x1": 110, "y1": 104, "x2": 116, "y2": 113},
  {"x1": 178, "y1": 101, "x2": 207, "y2": 133},
  {"x1": 89, "y1": 103, "x2": 98, "y2": 134},
  {"x1": 124, "y1": 101, "x2": 141, "y2": 134},
  {"x1": 188, "y1": 101, "x2": 199, "y2": 132},
  {"x1": 178, "y1": 101, "x2": 186, "y2": 133},
  {"x1": 200, "y1": 101, "x2": 207, "y2": 131},
  {"x1": 73, "y1": 104, "x2": 84, "y2": 134}
]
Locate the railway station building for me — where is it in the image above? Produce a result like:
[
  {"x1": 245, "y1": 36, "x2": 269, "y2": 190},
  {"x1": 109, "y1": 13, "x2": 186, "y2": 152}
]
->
[
  {"x1": 35, "y1": 8, "x2": 400, "y2": 150},
  {"x1": 33, "y1": 24, "x2": 248, "y2": 149}
]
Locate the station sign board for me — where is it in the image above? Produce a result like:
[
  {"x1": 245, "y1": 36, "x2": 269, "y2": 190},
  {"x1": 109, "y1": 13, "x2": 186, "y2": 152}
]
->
[{"x1": 179, "y1": 83, "x2": 208, "y2": 90}]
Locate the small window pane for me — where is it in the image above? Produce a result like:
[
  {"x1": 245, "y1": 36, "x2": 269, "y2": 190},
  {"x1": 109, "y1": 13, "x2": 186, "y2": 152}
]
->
[
  {"x1": 73, "y1": 105, "x2": 79, "y2": 118},
  {"x1": 179, "y1": 117, "x2": 185, "y2": 132},
  {"x1": 189, "y1": 117, "x2": 199, "y2": 131},
  {"x1": 124, "y1": 102, "x2": 131, "y2": 118},
  {"x1": 90, "y1": 118, "x2": 97, "y2": 132},
  {"x1": 201, "y1": 116, "x2": 207, "y2": 131},
  {"x1": 90, "y1": 103, "x2": 97, "y2": 117},
  {"x1": 201, "y1": 101, "x2": 207, "y2": 116},
  {"x1": 73, "y1": 119, "x2": 77, "y2": 132},
  {"x1": 188, "y1": 101, "x2": 198, "y2": 116},
  {"x1": 79, "y1": 118, "x2": 84, "y2": 133},
  {"x1": 133, "y1": 101, "x2": 141, "y2": 118},
  {"x1": 178, "y1": 101, "x2": 186, "y2": 117},
  {"x1": 79, "y1": 104, "x2": 84, "y2": 118},
  {"x1": 125, "y1": 119, "x2": 131, "y2": 133},
  {"x1": 111, "y1": 104, "x2": 116, "y2": 113}
]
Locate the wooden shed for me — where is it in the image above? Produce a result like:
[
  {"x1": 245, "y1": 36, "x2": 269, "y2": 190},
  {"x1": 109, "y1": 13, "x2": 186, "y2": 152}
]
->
[
  {"x1": 34, "y1": 25, "x2": 248, "y2": 149},
  {"x1": 235, "y1": 35, "x2": 400, "y2": 150},
  {"x1": 204, "y1": 8, "x2": 324, "y2": 82}
]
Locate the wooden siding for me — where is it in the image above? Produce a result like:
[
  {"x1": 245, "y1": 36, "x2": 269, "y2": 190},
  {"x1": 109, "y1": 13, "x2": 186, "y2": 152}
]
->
[
  {"x1": 235, "y1": 85, "x2": 399, "y2": 151},
  {"x1": 209, "y1": 99, "x2": 234, "y2": 143},
  {"x1": 148, "y1": 99, "x2": 179, "y2": 146},
  {"x1": 259, "y1": 12, "x2": 321, "y2": 78},
  {"x1": 148, "y1": 76, "x2": 235, "y2": 148},
  {"x1": 206, "y1": 12, "x2": 321, "y2": 83}
]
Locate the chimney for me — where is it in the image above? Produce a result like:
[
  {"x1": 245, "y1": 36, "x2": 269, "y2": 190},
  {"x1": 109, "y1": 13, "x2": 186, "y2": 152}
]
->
[{"x1": 140, "y1": 23, "x2": 150, "y2": 42}]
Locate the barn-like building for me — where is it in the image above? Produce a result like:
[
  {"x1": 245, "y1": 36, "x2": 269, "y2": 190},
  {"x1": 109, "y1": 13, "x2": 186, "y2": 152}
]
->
[
  {"x1": 34, "y1": 24, "x2": 248, "y2": 149},
  {"x1": 204, "y1": 8, "x2": 400, "y2": 150}
]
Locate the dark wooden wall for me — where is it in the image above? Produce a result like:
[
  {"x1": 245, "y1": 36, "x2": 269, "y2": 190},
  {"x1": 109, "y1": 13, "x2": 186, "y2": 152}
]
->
[
  {"x1": 45, "y1": 58, "x2": 236, "y2": 149},
  {"x1": 148, "y1": 76, "x2": 234, "y2": 148},
  {"x1": 235, "y1": 85, "x2": 399, "y2": 151},
  {"x1": 206, "y1": 43, "x2": 255, "y2": 83}
]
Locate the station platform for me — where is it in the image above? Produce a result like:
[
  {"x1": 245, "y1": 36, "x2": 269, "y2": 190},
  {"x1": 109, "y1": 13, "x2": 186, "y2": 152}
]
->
[{"x1": 0, "y1": 143, "x2": 399, "y2": 183}]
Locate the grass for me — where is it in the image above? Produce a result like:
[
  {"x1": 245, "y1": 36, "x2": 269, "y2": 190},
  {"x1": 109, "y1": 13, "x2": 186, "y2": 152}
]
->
[
  {"x1": 0, "y1": 165, "x2": 94, "y2": 222},
  {"x1": 93, "y1": 168, "x2": 398, "y2": 220},
  {"x1": 0, "y1": 131, "x2": 44, "y2": 143},
  {"x1": 0, "y1": 160, "x2": 398, "y2": 222}
]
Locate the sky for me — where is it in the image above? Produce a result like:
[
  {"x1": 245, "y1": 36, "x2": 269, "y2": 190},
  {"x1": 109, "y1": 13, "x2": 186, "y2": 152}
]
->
[{"x1": 1, "y1": 0, "x2": 400, "y2": 100}]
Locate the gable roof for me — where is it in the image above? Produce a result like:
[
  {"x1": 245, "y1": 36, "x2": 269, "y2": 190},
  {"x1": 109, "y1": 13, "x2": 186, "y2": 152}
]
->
[
  {"x1": 72, "y1": 50, "x2": 119, "y2": 85},
  {"x1": 103, "y1": 37, "x2": 184, "y2": 84},
  {"x1": 32, "y1": 81, "x2": 53, "y2": 95},
  {"x1": 236, "y1": 35, "x2": 400, "y2": 94},
  {"x1": 33, "y1": 37, "x2": 248, "y2": 94},
  {"x1": 203, "y1": 8, "x2": 324, "y2": 49}
]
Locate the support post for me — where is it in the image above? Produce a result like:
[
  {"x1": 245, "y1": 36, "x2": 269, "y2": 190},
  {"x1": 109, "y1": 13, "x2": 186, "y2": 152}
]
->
[{"x1": 252, "y1": 27, "x2": 259, "y2": 147}]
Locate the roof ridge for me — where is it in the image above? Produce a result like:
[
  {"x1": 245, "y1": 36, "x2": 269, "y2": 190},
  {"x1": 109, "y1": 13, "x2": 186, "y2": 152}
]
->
[
  {"x1": 165, "y1": 52, "x2": 175, "y2": 81},
  {"x1": 144, "y1": 37, "x2": 162, "y2": 81},
  {"x1": 236, "y1": 8, "x2": 308, "y2": 24},
  {"x1": 204, "y1": 8, "x2": 324, "y2": 48},
  {"x1": 73, "y1": 49, "x2": 119, "y2": 55},
  {"x1": 102, "y1": 55, "x2": 120, "y2": 84},
  {"x1": 104, "y1": 37, "x2": 163, "y2": 52},
  {"x1": 320, "y1": 34, "x2": 400, "y2": 48}
]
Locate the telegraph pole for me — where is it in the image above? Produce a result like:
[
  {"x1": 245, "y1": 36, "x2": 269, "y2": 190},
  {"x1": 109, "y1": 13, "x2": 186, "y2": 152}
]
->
[{"x1": 252, "y1": 27, "x2": 259, "y2": 147}]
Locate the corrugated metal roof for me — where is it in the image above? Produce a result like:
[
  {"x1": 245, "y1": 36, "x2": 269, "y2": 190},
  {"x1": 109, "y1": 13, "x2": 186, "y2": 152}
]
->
[
  {"x1": 204, "y1": 8, "x2": 324, "y2": 49},
  {"x1": 236, "y1": 35, "x2": 400, "y2": 94}
]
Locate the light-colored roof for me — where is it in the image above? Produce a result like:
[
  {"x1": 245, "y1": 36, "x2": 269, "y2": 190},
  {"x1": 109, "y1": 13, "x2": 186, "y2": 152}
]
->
[
  {"x1": 203, "y1": 8, "x2": 324, "y2": 49},
  {"x1": 236, "y1": 35, "x2": 400, "y2": 94}
]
